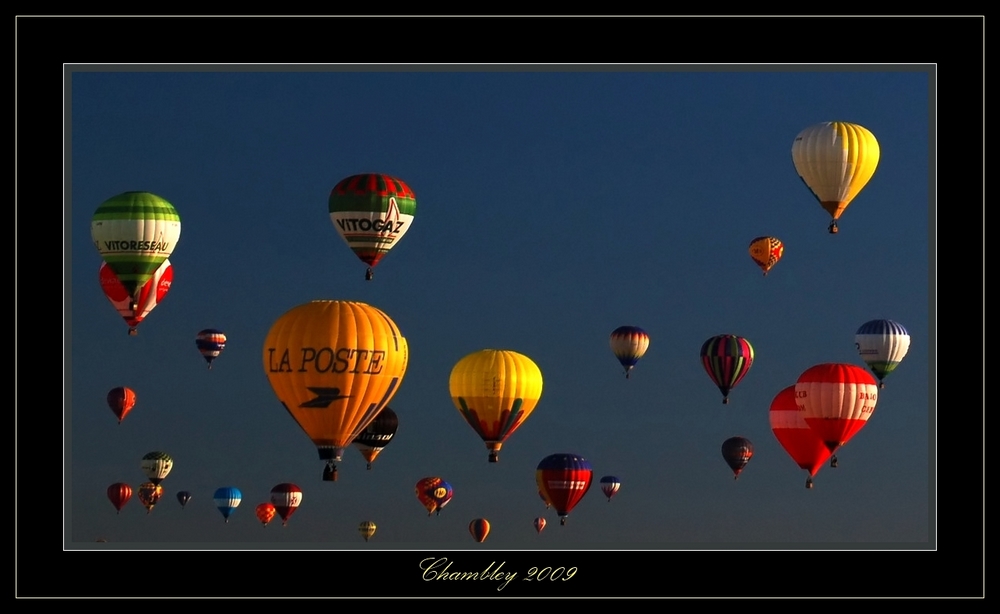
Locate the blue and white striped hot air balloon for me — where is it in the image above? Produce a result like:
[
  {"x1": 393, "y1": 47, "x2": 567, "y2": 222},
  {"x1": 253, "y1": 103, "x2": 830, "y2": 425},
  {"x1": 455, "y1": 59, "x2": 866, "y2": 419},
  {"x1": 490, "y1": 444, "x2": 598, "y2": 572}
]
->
[
  {"x1": 855, "y1": 319, "x2": 911, "y2": 388},
  {"x1": 213, "y1": 487, "x2": 242, "y2": 523}
]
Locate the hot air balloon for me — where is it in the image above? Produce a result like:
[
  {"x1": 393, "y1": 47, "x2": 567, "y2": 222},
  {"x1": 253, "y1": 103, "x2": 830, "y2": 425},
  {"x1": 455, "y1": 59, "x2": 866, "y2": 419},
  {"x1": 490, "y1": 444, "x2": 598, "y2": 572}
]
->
[
  {"x1": 415, "y1": 477, "x2": 453, "y2": 516},
  {"x1": 91, "y1": 191, "x2": 181, "y2": 310},
  {"x1": 100, "y1": 259, "x2": 173, "y2": 335},
  {"x1": 269, "y1": 483, "x2": 303, "y2": 526},
  {"x1": 700, "y1": 334, "x2": 755, "y2": 404},
  {"x1": 533, "y1": 517, "x2": 547, "y2": 534},
  {"x1": 748, "y1": 236, "x2": 784, "y2": 276},
  {"x1": 352, "y1": 406, "x2": 398, "y2": 469},
  {"x1": 136, "y1": 482, "x2": 163, "y2": 514},
  {"x1": 195, "y1": 329, "x2": 227, "y2": 370},
  {"x1": 599, "y1": 476, "x2": 621, "y2": 502},
  {"x1": 795, "y1": 363, "x2": 879, "y2": 466},
  {"x1": 256, "y1": 502, "x2": 277, "y2": 527},
  {"x1": 140, "y1": 451, "x2": 173, "y2": 485},
  {"x1": 721, "y1": 436, "x2": 754, "y2": 479},
  {"x1": 107, "y1": 483, "x2": 132, "y2": 514},
  {"x1": 449, "y1": 349, "x2": 543, "y2": 463},
  {"x1": 106, "y1": 386, "x2": 136, "y2": 424},
  {"x1": 769, "y1": 385, "x2": 832, "y2": 488},
  {"x1": 328, "y1": 173, "x2": 417, "y2": 280},
  {"x1": 469, "y1": 518, "x2": 491, "y2": 543},
  {"x1": 263, "y1": 300, "x2": 409, "y2": 481},
  {"x1": 791, "y1": 121, "x2": 880, "y2": 234},
  {"x1": 214, "y1": 487, "x2": 242, "y2": 523},
  {"x1": 855, "y1": 319, "x2": 911, "y2": 388},
  {"x1": 536, "y1": 453, "x2": 593, "y2": 526},
  {"x1": 609, "y1": 326, "x2": 650, "y2": 379},
  {"x1": 359, "y1": 520, "x2": 377, "y2": 542},
  {"x1": 176, "y1": 491, "x2": 192, "y2": 509}
]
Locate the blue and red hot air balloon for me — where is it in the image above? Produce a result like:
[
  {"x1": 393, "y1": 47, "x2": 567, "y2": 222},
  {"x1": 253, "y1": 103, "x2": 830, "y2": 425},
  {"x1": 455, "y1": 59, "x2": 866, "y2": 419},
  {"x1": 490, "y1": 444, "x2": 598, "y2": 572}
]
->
[
  {"x1": 195, "y1": 329, "x2": 227, "y2": 369},
  {"x1": 536, "y1": 453, "x2": 593, "y2": 526}
]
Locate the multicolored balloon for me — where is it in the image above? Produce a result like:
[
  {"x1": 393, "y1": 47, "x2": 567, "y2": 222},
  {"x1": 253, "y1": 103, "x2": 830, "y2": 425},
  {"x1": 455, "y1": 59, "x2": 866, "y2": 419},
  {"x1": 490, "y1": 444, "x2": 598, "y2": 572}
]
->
[
  {"x1": 107, "y1": 483, "x2": 132, "y2": 514},
  {"x1": 700, "y1": 334, "x2": 755, "y2": 404},
  {"x1": 269, "y1": 483, "x2": 303, "y2": 526},
  {"x1": 450, "y1": 349, "x2": 543, "y2": 462},
  {"x1": 609, "y1": 326, "x2": 650, "y2": 379},
  {"x1": 328, "y1": 173, "x2": 417, "y2": 280},
  {"x1": 213, "y1": 487, "x2": 242, "y2": 523},
  {"x1": 100, "y1": 259, "x2": 173, "y2": 335},
  {"x1": 791, "y1": 121, "x2": 880, "y2": 234},
  {"x1": 536, "y1": 453, "x2": 593, "y2": 526},
  {"x1": 91, "y1": 191, "x2": 181, "y2": 309},
  {"x1": 795, "y1": 363, "x2": 879, "y2": 461},
  {"x1": 415, "y1": 477, "x2": 453, "y2": 516},
  {"x1": 769, "y1": 385, "x2": 831, "y2": 488},
  {"x1": 469, "y1": 518, "x2": 491, "y2": 543},
  {"x1": 256, "y1": 502, "x2": 277, "y2": 527},
  {"x1": 136, "y1": 482, "x2": 163, "y2": 514},
  {"x1": 599, "y1": 476, "x2": 621, "y2": 502},
  {"x1": 748, "y1": 236, "x2": 784, "y2": 276},
  {"x1": 140, "y1": 451, "x2": 173, "y2": 485},
  {"x1": 176, "y1": 491, "x2": 192, "y2": 509},
  {"x1": 533, "y1": 517, "x2": 547, "y2": 534},
  {"x1": 106, "y1": 386, "x2": 136, "y2": 424},
  {"x1": 263, "y1": 300, "x2": 409, "y2": 481},
  {"x1": 195, "y1": 329, "x2": 227, "y2": 370},
  {"x1": 352, "y1": 406, "x2": 399, "y2": 470},
  {"x1": 359, "y1": 520, "x2": 377, "y2": 542},
  {"x1": 855, "y1": 319, "x2": 911, "y2": 388},
  {"x1": 721, "y1": 436, "x2": 754, "y2": 479}
]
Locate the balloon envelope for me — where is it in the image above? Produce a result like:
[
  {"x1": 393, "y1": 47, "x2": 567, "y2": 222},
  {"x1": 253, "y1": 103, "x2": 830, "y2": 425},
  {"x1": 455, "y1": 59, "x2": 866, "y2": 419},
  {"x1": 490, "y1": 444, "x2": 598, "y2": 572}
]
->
[
  {"x1": 359, "y1": 520, "x2": 377, "y2": 542},
  {"x1": 469, "y1": 518, "x2": 491, "y2": 542},
  {"x1": 100, "y1": 259, "x2": 172, "y2": 335},
  {"x1": 599, "y1": 476, "x2": 621, "y2": 501},
  {"x1": 855, "y1": 319, "x2": 911, "y2": 387},
  {"x1": 609, "y1": 326, "x2": 650, "y2": 378},
  {"x1": 195, "y1": 329, "x2": 227, "y2": 369},
  {"x1": 256, "y1": 502, "x2": 277, "y2": 527},
  {"x1": 748, "y1": 236, "x2": 784, "y2": 275},
  {"x1": 769, "y1": 385, "x2": 832, "y2": 486},
  {"x1": 107, "y1": 483, "x2": 132, "y2": 513},
  {"x1": 536, "y1": 453, "x2": 593, "y2": 525},
  {"x1": 176, "y1": 491, "x2": 192, "y2": 508},
  {"x1": 721, "y1": 436, "x2": 754, "y2": 479},
  {"x1": 136, "y1": 482, "x2": 163, "y2": 513},
  {"x1": 700, "y1": 334, "x2": 754, "y2": 404},
  {"x1": 106, "y1": 387, "x2": 136, "y2": 424},
  {"x1": 213, "y1": 487, "x2": 242, "y2": 522},
  {"x1": 533, "y1": 517, "x2": 547, "y2": 534},
  {"x1": 140, "y1": 451, "x2": 173, "y2": 485},
  {"x1": 415, "y1": 477, "x2": 453, "y2": 516},
  {"x1": 795, "y1": 363, "x2": 879, "y2": 453},
  {"x1": 352, "y1": 406, "x2": 399, "y2": 469},
  {"x1": 449, "y1": 349, "x2": 543, "y2": 462},
  {"x1": 269, "y1": 483, "x2": 303, "y2": 525}
]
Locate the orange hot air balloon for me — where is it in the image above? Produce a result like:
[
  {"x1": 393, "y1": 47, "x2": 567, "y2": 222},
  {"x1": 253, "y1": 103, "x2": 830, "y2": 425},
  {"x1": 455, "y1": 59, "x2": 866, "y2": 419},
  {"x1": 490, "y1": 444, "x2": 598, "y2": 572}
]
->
[
  {"x1": 136, "y1": 482, "x2": 164, "y2": 514},
  {"x1": 769, "y1": 385, "x2": 832, "y2": 488},
  {"x1": 107, "y1": 483, "x2": 132, "y2": 514},
  {"x1": 256, "y1": 502, "x2": 277, "y2": 527},
  {"x1": 415, "y1": 477, "x2": 453, "y2": 516},
  {"x1": 748, "y1": 236, "x2": 784, "y2": 276},
  {"x1": 469, "y1": 518, "x2": 491, "y2": 543},
  {"x1": 262, "y1": 300, "x2": 408, "y2": 481},
  {"x1": 106, "y1": 387, "x2": 137, "y2": 424},
  {"x1": 795, "y1": 363, "x2": 879, "y2": 467}
]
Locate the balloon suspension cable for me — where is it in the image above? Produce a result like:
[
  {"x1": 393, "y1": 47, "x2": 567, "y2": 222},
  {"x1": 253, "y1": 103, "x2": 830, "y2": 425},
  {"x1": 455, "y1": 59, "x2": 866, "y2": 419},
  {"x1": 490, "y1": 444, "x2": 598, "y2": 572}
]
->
[
  {"x1": 830, "y1": 455, "x2": 838, "y2": 468},
  {"x1": 365, "y1": 267, "x2": 373, "y2": 281}
]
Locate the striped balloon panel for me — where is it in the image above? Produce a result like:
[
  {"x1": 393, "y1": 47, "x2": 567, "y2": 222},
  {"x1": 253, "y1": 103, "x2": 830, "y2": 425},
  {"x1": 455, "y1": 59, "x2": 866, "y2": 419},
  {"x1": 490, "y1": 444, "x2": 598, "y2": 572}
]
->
[
  {"x1": 791, "y1": 122, "x2": 880, "y2": 218},
  {"x1": 213, "y1": 487, "x2": 242, "y2": 519},
  {"x1": 91, "y1": 192, "x2": 181, "y2": 294},
  {"x1": 795, "y1": 364, "x2": 878, "y2": 451},
  {"x1": 855, "y1": 319, "x2": 911, "y2": 380},
  {"x1": 535, "y1": 453, "x2": 593, "y2": 517},
  {"x1": 700, "y1": 335, "x2": 754, "y2": 396},
  {"x1": 768, "y1": 385, "x2": 831, "y2": 476},
  {"x1": 469, "y1": 518, "x2": 491, "y2": 542},
  {"x1": 196, "y1": 329, "x2": 227, "y2": 358},
  {"x1": 609, "y1": 326, "x2": 650, "y2": 367}
]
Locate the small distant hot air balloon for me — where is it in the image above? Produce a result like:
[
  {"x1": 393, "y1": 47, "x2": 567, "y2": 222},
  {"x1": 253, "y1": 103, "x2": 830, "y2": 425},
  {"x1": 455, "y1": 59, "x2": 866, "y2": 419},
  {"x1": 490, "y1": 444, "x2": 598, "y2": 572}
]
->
[
  {"x1": 328, "y1": 173, "x2": 417, "y2": 280},
  {"x1": 450, "y1": 349, "x2": 543, "y2": 463},
  {"x1": 599, "y1": 476, "x2": 621, "y2": 502},
  {"x1": 140, "y1": 451, "x2": 173, "y2": 485},
  {"x1": 796, "y1": 363, "x2": 878, "y2": 466},
  {"x1": 721, "y1": 437, "x2": 754, "y2": 479},
  {"x1": 855, "y1": 319, "x2": 911, "y2": 388},
  {"x1": 748, "y1": 236, "x2": 784, "y2": 276},
  {"x1": 352, "y1": 406, "x2": 398, "y2": 470},
  {"x1": 536, "y1": 453, "x2": 593, "y2": 526},
  {"x1": 791, "y1": 121, "x2": 880, "y2": 234},
  {"x1": 106, "y1": 387, "x2": 136, "y2": 424},
  {"x1": 213, "y1": 487, "x2": 242, "y2": 523},
  {"x1": 270, "y1": 483, "x2": 303, "y2": 526},
  {"x1": 533, "y1": 517, "x2": 547, "y2": 534},
  {"x1": 256, "y1": 502, "x2": 277, "y2": 527},
  {"x1": 609, "y1": 326, "x2": 650, "y2": 379},
  {"x1": 415, "y1": 477, "x2": 453, "y2": 516},
  {"x1": 136, "y1": 482, "x2": 163, "y2": 514},
  {"x1": 107, "y1": 483, "x2": 132, "y2": 514},
  {"x1": 359, "y1": 520, "x2": 377, "y2": 542},
  {"x1": 700, "y1": 334, "x2": 755, "y2": 404},
  {"x1": 195, "y1": 329, "x2": 227, "y2": 369},
  {"x1": 469, "y1": 518, "x2": 491, "y2": 543},
  {"x1": 769, "y1": 385, "x2": 831, "y2": 488},
  {"x1": 99, "y1": 259, "x2": 173, "y2": 335},
  {"x1": 176, "y1": 491, "x2": 192, "y2": 509}
]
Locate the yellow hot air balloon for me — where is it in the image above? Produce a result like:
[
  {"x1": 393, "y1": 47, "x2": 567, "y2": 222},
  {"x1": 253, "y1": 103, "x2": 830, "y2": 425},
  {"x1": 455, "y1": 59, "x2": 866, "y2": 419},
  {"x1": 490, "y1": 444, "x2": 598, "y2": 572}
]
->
[
  {"x1": 791, "y1": 121, "x2": 880, "y2": 234},
  {"x1": 449, "y1": 349, "x2": 543, "y2": 463},
  {"x1": 748, "y1": 236, "x2": 784, "y2": 276},
  {"x1": 263, "y1": 300, "x2": 408, "y2": 481}
]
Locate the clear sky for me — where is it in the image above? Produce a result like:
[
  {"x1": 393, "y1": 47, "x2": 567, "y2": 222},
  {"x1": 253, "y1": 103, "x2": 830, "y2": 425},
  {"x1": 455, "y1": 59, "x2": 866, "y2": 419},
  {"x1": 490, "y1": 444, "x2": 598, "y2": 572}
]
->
[{"x1": 17, "y1": 16, "x2": 984, "y2": 599}]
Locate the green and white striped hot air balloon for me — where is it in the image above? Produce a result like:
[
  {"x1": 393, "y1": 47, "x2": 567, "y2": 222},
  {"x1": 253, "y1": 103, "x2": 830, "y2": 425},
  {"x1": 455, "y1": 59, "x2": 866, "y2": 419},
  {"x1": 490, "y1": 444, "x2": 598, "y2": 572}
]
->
[
  {"x1": 328, "y1": 173, "x2": 416, "y2": 280},
  {"x1": 91, "y1": 191, "x2": 181, "y2": 310}
]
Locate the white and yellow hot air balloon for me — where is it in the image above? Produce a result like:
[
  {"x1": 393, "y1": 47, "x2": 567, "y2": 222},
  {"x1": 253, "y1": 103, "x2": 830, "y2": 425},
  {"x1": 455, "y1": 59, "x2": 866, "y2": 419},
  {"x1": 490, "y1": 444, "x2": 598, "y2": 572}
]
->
[
  {"x1": 263, "y1": 300, "x2": 408, "y2": 481},
  {"x1": 791, "y1": 122, "x2": 880, "y2": 234}
]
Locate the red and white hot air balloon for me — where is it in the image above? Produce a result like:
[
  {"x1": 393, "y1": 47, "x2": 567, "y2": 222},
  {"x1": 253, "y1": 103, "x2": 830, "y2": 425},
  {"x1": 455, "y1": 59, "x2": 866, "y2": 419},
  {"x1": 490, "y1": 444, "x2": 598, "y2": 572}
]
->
[
  {"x1": 269, "y1": 483, "x2": 303, "y2": 526},
  {"x1": 99, "y1": 259, "x2": 173, "y2": 336},
  {"x1": 769, "y1": 385, "x2": 832, "y2": 488},
  {"x1": 795, "y1": 363, "x2": 879, "y2": 467}
]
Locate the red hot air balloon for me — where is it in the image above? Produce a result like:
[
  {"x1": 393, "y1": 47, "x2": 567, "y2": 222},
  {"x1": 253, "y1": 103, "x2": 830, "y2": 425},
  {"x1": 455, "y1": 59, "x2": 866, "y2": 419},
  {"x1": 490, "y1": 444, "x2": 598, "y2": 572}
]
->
[
  {"x1": 599, "y1": 476, "x2": 621, "y2": 502},
  {"x1": 536, "y1": 453, "x2": 593, "y2": 526},
  {"x1": 256, "y1": 502, "x2": 277, "y2": 527},
  {"x1": 107, "y1": 483, "x2": 132, "y2": 514},
  {"x1": 99, "y1": 260, "x2": 173, "y2": 336},
  {"x1": 469, "y1": 518, "x2": 491, "y2": 543},
  {"x1": 269, "y1": 483, "x2": 303, "y2": 526},
  {"x1": 533, "y1": 517, "x2": 547, "y2": 534},
  {"x1": 415, "y1": 477, "x2": 453, "y2": 516},
  {"x1": 795, "y1": 363, "x2": 879, "y2": 467},
  {"x1": 700, "y1": 334, "x2": 755, "y2": 404},
  {"x1": 769, "y1": 385, "x2": 832, "y2": 488},
  {"x1": 721, "y1": 437, "x2": 754, "y2": 479},
  {"x1": 106, "y1": 387, "x2": 137, "y2": 424}
]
